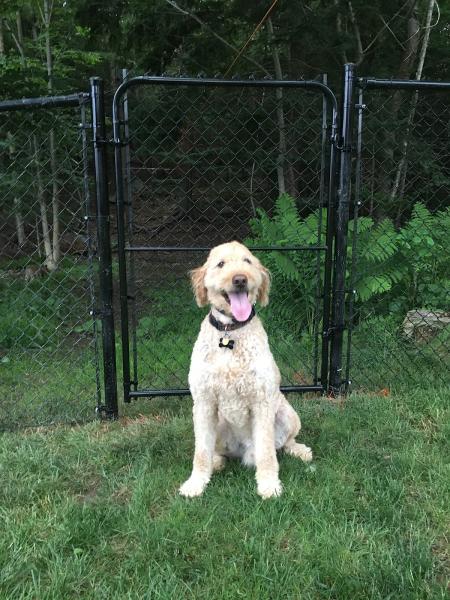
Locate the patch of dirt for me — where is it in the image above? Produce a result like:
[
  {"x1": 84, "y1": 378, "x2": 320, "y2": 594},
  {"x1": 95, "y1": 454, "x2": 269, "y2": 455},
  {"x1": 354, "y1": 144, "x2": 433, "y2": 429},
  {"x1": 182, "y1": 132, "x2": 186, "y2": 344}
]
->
[
  {"x1": 111, "y1": 485, "x2": 132, "y2": 504},
  {"x1": 431, "y1": 535, "x2": 450, "y2": 588},
  {"x1": 74, "y1": 476, "x2": 102, "y2": 504}
]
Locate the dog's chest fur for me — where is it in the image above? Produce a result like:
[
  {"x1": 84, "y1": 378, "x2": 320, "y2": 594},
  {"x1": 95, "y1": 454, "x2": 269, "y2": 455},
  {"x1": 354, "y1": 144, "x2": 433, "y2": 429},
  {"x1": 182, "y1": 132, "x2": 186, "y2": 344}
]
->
[{"x1": 189, "y1": 315, "x2": 281, "y2": 415}]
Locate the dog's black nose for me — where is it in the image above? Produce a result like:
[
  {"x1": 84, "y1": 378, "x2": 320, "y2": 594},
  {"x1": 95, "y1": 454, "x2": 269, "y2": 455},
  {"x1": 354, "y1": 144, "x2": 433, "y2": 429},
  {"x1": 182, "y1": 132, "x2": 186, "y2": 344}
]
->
[{"x1": 232, "y1": 274, "x2": 247, "y2": 288}]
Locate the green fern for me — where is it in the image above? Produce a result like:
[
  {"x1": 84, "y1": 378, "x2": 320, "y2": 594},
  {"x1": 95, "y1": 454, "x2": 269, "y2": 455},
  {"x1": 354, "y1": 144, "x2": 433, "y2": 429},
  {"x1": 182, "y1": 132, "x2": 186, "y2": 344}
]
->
[
  {"x1": 247, "y1": 195, "x2": 450, "y2": 329},
  {"x1": 247, "y1": 195, "x2": 324, "y2": 334}
]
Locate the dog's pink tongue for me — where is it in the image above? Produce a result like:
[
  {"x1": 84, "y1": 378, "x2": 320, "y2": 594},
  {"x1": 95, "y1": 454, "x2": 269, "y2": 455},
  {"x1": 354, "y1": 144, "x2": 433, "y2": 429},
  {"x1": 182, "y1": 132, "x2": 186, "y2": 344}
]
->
[{"x1": 228, "y1": 292, "x2": 252, "y2": 322}]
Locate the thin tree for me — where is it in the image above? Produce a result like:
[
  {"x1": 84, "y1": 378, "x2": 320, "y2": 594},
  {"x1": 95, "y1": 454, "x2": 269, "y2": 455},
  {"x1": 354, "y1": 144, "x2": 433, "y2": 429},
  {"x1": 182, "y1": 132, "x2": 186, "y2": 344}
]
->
[
  {"x1": 3, "y1": 11, "x2": 26, "y2": 248},
  {"x1": 33, "y1": 134, "x2": 55, "y2": 270},
  {"x1": 0, "y1": 17, "x2": 4, "y2": 55},
  {"x1": 8, "y1": 132, "x2": 26, "y2": 248},
  {"x1": 40, "y1": 0, "x2": 60, "y2": 268},
  {"x1": 391, "y1": 0, "x2": 438, "y2": 223},
  {"x1": 377, "y1": 0, "x2": 421, "y2": 212},
  {"x1": 267, "y1": 17, "x2": 287, "y2": 196},
  {"x1": 267, "y1": 17, "x2": 297, "y2": 199}
]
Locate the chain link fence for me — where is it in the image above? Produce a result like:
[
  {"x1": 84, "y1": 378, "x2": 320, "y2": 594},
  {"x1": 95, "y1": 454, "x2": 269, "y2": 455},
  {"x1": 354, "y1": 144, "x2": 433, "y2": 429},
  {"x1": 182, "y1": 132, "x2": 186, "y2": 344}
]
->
[
  {"x1": 345, "y1": 83, "x2": 450, "y2": 391},
  {"x1": 0, "y1": 98, "x2": 103, "y2": 430},
  {"x1": 1, "y1": 70, "x2": 449, "y2": 430}
]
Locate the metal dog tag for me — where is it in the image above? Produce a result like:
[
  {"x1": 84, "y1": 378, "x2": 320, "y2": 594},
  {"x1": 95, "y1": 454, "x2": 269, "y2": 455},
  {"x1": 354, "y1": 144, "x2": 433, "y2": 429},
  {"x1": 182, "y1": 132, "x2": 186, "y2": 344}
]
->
[{"x1": 219, "y1": 336, "x2": 235, "y2": 350}]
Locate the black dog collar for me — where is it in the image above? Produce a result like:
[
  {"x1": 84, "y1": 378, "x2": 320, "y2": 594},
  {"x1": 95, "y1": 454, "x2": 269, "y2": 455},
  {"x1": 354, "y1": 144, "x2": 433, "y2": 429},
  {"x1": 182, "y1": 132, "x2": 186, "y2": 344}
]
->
[{"x1": 209, "y1": 307, "x2": 256, "y2": 332}]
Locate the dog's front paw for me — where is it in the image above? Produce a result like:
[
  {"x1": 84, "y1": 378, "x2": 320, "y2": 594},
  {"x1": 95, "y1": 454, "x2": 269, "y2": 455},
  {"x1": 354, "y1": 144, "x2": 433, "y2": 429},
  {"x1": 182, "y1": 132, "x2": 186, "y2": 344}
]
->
[
  {"x1": 179, "y1": 475, "x2": 208, "y2": 498},
  {"x1": 257, "y1": 477, "x2": 282, "y2": 499}
]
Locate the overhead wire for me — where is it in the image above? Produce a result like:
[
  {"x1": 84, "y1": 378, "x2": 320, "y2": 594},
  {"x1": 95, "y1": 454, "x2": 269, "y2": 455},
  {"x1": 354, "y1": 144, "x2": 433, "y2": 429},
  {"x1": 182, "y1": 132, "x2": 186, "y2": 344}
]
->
[{"x1": 223, "y1": 0, "x2": 280, "y2": 78}]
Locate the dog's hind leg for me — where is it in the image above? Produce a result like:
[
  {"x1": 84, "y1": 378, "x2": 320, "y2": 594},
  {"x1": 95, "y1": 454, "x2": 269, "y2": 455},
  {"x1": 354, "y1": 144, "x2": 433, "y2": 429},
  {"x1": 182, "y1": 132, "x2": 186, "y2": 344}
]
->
[
  {"x1": 276, "y1": 395, "x2": 313, "y2": 463},
  {"x1": 284, "y1": 439, "x2": 313, "y2": 462},
  {"x1": 212, "y1": 453, "x2": 226, "y2": 472}
]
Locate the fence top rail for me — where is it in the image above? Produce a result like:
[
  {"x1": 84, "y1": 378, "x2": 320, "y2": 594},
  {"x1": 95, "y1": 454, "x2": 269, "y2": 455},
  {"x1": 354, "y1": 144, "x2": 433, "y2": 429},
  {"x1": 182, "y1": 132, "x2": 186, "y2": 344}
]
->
[
  {"x1": 357, "y1": 77, "x2": 450, "y2": 91},
  {"x1": 125, "y1": 245, "x2": 328, "y2": 253},
  {"x1": 112, "y1": 75, "x2": 338, "y2": 113},
  {"x1": 0, "y1": 92, "x2": 90, "y2": 113}
]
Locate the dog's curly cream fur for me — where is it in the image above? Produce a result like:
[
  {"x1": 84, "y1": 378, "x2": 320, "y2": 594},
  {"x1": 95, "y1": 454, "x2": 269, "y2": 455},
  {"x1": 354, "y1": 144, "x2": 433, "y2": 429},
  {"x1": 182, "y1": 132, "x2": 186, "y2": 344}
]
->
[{"x1": 179, "y1": 241, "x2": 312, "y2": 499}]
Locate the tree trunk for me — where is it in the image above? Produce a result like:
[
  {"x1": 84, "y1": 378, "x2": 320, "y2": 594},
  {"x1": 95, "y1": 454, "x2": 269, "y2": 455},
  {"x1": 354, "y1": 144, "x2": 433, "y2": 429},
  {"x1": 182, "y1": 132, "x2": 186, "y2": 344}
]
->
[
  {"x1": 16, "y1": 11, "x2": 24, "y2": 47},
  {"x1": 36, "y1": 215, "x2": 42, "y2": 258},
  {"x1": 2, "y1": 11, "x2": 25, "y2": 62},
  {"x1": 31, "y1": 13, "x2": 38, "y2": 42},
  {"x1": 334, "y1": 0, "x2": 348, "y2": 64},
  {"x1": 249, "y1": 160, "x2": 257, "y2": 217},
  {"x1": 267, "y1": 17, "x2": 295, "y2": 198},
  {"x1": 43, "y1": 0, "x2": 60, "y2": 267},
  {"x1": 0, "y1": 18, "x2": 5, "y2": 56},
  {"x1": 348, "y1": 1, "x2": 364, "y2": 65},
  {"x1": 378, "y1": 0, "x2": 420, "y2": 215},
  {"x1": 34, "y1": 135, "x2": 56, "y2": 271},
  {"x1": 8, "y1": 132, "x2": 26, "y2": 247},
  {"x1": 391, "y1": 0, "x2": 435, "y2": 223},
  {"x1": 14, "y1": 199, "x2": 25, "y2": 247},
  {"x1": 390, "y1": 0, "x2": 420, "y2": 116},
  {"x1": 49, "y1": 129, "x2": 60, "y2": 263}
]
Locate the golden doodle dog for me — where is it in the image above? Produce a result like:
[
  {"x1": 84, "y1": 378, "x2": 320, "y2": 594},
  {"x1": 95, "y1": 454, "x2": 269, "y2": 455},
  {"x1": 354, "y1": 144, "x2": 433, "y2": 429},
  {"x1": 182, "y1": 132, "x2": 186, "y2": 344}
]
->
[{"x1": 179, "y1": 241, "x2": 312, "y2": 499}]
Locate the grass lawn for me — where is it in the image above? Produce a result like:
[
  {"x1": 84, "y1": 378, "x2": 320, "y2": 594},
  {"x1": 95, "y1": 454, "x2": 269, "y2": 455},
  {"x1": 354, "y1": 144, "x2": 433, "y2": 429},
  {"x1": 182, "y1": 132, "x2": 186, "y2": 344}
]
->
[{"x1": 0, "y1": 386, "x2": 448, "y2": 599}]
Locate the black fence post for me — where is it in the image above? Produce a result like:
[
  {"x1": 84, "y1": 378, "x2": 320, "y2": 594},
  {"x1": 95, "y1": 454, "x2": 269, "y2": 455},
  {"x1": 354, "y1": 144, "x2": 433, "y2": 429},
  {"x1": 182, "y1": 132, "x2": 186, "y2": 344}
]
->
[
  {"x1": 321, "y1": 84, "x2": 339, "y2": 392},
  {"x1": 329, "y1": 63, "x2": 356, "y2": 394},
  {"x1": 90, "y1": 77, "x2": 119, "y2": 419},
  {"x1": 112, "y1": 82, "x2": 132, "y2": 404}
]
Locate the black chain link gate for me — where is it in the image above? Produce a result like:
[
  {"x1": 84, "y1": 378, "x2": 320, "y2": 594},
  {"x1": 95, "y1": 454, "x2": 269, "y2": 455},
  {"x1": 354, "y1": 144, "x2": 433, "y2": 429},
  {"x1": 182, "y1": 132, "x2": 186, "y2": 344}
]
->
[{"x1": 111, "y1": 75, "x2": 340, "y2": 404}]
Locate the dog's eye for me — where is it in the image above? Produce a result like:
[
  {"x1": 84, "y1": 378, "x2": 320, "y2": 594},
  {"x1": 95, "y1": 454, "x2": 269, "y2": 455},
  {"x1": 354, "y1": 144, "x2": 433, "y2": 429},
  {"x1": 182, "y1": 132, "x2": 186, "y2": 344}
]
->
[
  {"x1": 217, "y1": 261, "x2": 225, "y2": 268},
  {"x1": 243, "y1": 258, "x2": 252, "y2": 264}
]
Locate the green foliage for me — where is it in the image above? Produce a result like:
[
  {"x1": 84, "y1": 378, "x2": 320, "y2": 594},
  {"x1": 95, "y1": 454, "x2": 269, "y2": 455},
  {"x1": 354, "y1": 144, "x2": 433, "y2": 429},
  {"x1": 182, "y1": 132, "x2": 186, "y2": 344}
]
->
[
  {"x1": 247, "y1": 193, "x2": 324, "y2": 335},
  {"x1": 396, "y1": 202, "x2": 450, "y2": 309},
  {"x1": 354, "y1": 202, "x2": 450, "y2": 311},
  {"x1": 248, "y1": 195, "x2": 450, "y2": 329},
  {"x1": 0, "y1": 260, "x2": 91, "y2": 349}
]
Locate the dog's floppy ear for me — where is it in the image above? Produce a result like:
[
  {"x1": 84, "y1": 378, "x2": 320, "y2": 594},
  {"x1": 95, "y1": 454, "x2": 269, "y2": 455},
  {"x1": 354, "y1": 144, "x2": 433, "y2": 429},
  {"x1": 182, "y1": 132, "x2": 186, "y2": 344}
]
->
[
  {"x1": 257, "y1": 265, "x2": 271, "y2": 307},
  {"x1": 190, "y1": 265, "x2": 208, "y2": 307}
]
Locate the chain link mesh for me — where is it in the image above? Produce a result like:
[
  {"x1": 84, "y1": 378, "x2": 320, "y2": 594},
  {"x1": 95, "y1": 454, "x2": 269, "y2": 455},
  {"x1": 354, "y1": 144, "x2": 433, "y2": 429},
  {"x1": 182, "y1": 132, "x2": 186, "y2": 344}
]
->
[
  {"x1": 0, "y1": 102, "x2": 102, "y2": 430},
  {"x1": 116, "y1": 81, "x2": 332, "y2": 395},
  {"x1": 3, "y1": 76, "x2": 447, "y2": 424},
  {"x1": 345, "y1": 87, "x2": 450, "y2": 391}
]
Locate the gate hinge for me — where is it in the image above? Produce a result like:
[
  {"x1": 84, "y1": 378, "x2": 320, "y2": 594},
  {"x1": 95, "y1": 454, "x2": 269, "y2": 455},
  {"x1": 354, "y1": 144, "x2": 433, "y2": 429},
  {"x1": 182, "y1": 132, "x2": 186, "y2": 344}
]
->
[
  {"x1": 112, "y1": 138, "x2": 130, "y2": 147},
  {"x1": 95, "y1": 138, "x2": 129, "y2": 147},
  {"x1": 94, "y1": 138, "x2": 113, "y2": 147},
  {"x1": 340, "y1": 144, "x2": 353, "y2": 153},
  {"x1": 331, "y1": 135, "x2": 343, "y2": 150},
  {"x1": 322, "y1": 324, "x2": 347, "y2": 338},
  {"x1": 90, "y1": 307, "x2": 113, "y2": 318}
]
